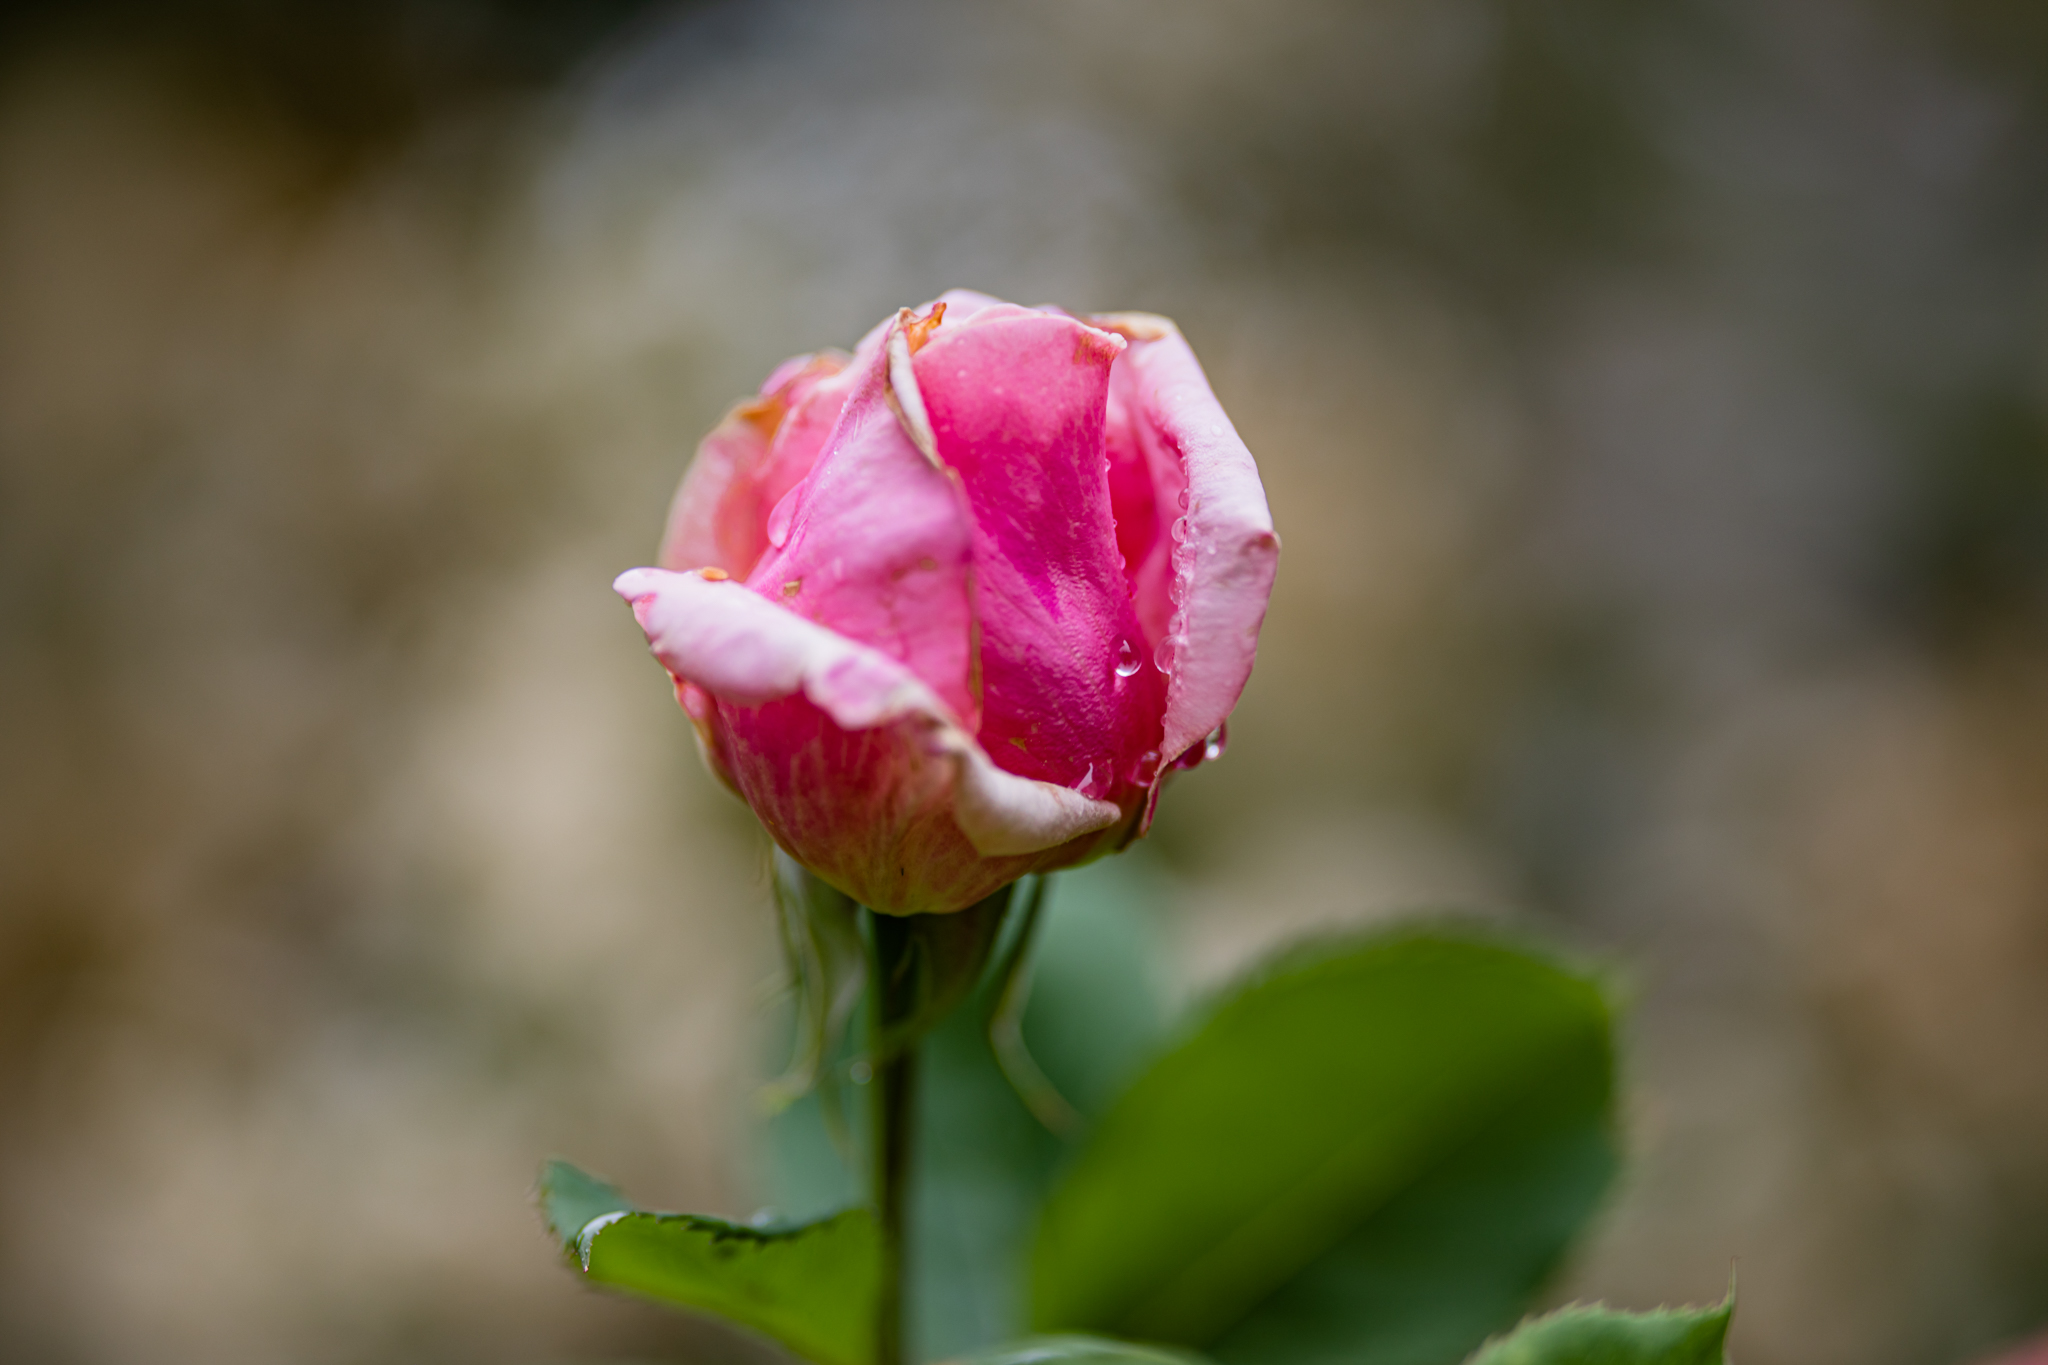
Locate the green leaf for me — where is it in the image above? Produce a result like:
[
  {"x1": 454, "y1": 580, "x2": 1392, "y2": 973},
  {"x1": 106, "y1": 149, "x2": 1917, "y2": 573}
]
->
[
  {"x1": 539, "y1": 1159, "x2": 881, "y2": 1365},
  {"x1": 1467, "y1": 1297, "x2": 1733, "y2": 1365},
  {"x1": 1029, "y1": 929, "x2": 1618, "y2": 1365},
  {"x1": 942, "y1": 1336, "x2": 1209, "y2": 1365},
  {"x1": 542, "y1": 1156, "x2": 632, "y2": 1245}
]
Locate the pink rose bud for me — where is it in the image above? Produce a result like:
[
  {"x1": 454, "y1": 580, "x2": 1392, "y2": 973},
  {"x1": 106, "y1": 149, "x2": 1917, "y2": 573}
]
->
[{"x1": 615, "y1": 291, "x2": 1279, "y2": 915}]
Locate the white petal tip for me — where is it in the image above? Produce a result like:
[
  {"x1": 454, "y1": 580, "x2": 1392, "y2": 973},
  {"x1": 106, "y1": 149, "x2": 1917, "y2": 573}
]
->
[
  {"x1": 613, "y1": 567, "x2": 660, "y2": 602},
  {"x1": 941, "y1": 734, "x2": 1124, "y2": 857}
]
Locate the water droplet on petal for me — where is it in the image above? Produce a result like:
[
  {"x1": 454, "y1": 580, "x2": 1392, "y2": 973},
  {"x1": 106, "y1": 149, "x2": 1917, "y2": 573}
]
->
[
  {"x1": 1204, "y1": 726, "x2": 1226, "y2": 762},
  {"x1": 1115, "y1": 639, "x2": 1140, "y2": 678}
]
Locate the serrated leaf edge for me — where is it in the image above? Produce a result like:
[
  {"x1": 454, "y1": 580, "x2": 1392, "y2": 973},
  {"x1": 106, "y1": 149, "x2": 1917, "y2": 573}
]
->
[
  {"x1": 576, "y1": 1210, "x2": 631, "y2": 1269},
  {"x1": 1465, "y1": 1293, "x2": 1735, "y2": 1365}
]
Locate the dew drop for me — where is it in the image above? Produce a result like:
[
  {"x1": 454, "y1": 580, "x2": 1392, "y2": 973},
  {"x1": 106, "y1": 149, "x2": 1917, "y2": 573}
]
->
[
  {"x1": 576, "y1": 1212, "x2": 629, "y2": 1270},
  {"x1": 1115, "y1": 639, "x2": 1141, "y2": 678},
  {"x1": 850, "y1": 1060, "x2": 873, "y2": 1085},
  {"x1": 1203, "y1": 726, "x2": 1226, "y2": 762}
]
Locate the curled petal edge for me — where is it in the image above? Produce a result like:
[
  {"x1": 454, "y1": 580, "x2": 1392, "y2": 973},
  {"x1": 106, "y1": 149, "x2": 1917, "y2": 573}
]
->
[
  {"x1": 613, "y1": 568, "x2": 1122, "y2": 858},
  {"x1": 1093, "y1": 312, "x2": 1281, "y2": 772}
]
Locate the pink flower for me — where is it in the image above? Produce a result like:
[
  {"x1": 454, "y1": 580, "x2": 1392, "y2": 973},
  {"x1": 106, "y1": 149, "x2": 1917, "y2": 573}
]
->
[{"x1": 615, "y1": 291, "x2": 1278, "y2": 914}]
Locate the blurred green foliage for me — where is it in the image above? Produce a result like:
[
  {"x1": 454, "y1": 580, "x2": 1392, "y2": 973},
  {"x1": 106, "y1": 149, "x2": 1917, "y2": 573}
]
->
[
  {"x1": 1029, "y1": 930, "x2": 1615, "y2": 1365},
  {"x1": 715, "y1": 862, "x2": 1621, "y2": 1365}
]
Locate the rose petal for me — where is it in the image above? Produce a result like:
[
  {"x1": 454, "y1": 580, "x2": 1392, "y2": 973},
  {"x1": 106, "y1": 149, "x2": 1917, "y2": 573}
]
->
[
  {"x1": 658, "y1": 352, "x2": 854, "y2": 577},
  {"x1": 615, "y1": 568, "x2": 914, "y2": 719},
  {"x1": 910, "y1": 309, "x2": 1170, "y2": 803},
  {"x1": 657, "y1": 394, "x2": 776, "y2": 575},
  {"x1": 925, "y1": 288, "x2": 1009, "y2": 323},
  {"x1": 612, "y1": 568, "x2": 1123, "y2": 893},
  {"x1": 1103, "y1": 343, "x2": 1188, "y2": 654},
  {"x1": 1094, "y1": 313, "x2": 1280, "y2": 770},
  {"x1": 746, "y1": 318, "x2": 980, "y2": 724}
]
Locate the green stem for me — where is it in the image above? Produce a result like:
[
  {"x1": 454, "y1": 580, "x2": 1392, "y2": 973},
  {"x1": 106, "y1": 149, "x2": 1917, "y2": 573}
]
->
[{"x1": 866, "y1": 910, "x2": 920, "y2": 1365}]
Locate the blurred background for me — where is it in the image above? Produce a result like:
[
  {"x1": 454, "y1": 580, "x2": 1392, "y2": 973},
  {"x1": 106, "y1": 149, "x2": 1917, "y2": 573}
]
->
[{"x1": 3, "y1": 1, "x2": 2047, "y2": 1362}]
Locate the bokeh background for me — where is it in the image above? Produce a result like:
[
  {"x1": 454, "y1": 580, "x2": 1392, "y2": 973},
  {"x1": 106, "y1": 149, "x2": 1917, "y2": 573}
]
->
[{"x1": 4, "y1": 1, "x2": 2047, "y2": 1362}]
